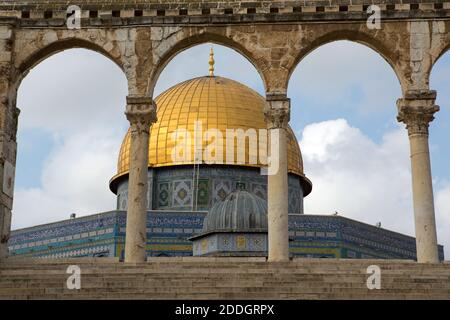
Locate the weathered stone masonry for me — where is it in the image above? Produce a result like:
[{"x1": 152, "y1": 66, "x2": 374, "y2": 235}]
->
[{"x1": 1, "y1": 0, "x2": 449, "y2": 262}]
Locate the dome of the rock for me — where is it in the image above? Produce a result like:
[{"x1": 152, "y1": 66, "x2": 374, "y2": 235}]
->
[
  {"x1": 110, "y1": 76, "x2": 309, "y2": 190},
  {"x1": 110, "y1": 73, "x2": 311, "y2": 214}
]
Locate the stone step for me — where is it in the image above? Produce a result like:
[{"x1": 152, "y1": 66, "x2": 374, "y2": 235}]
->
[
  {"x1": 0, "y1": 260, "x2": 427, "y2": 265},
  {"x1": 1, "y1": 260, "x2": 443, "y2": 266},
  {"x1": 2, "y1": 258, "x2": 443, "y2": 266},
  {"x1": 0, "y1": 273, "x2": 450, "y2": 283},
  {"x1": 0, "y1": 292, "x2": 441, "y2": 300},
  {"x1": 0, "y1": 285, "x2": 449, "y2": 295},
  {"x1": 1, "y1": 276, "x2": 449, "y2": 285},
  {"x1": 1, "y1": 279, "x2": 449, "y2": 290},
  {"x1": 1, "y1": 272, "x2": 449, "y2": 280},
  {"x1": 2, "y1": 279, "x2": 448, "y2": 289},
  {"x1": 1, "y1": 259, "x2": 449, "y2": 299},
  {"x1": 2, "y1": 266, "x2": 449, "y2": 273},
  {"x1": 5, "y1": 293, "x2": 448, "y2": 300},
  {"x1": 2, "y1": 267, "x2": 448, "y2": 276}
]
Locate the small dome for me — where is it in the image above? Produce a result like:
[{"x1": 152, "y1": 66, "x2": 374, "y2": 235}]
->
[{"x1": 203, "y1": 190, "x2": 267, "y2": 233}]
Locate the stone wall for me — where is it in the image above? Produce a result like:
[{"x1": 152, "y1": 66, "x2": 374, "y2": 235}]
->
[{"x1": 2, "y1": 1, "x2": 450, "y2": 14}]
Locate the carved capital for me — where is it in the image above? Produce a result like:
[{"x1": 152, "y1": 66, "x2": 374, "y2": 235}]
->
[
  {"x1": 125, "y1": 96, "x2": 157, "y2": 134},
  {"x1": 264, "y1": 96, "x2": 290, "y2": 129},
  {"x1": 397, "y1": 90, "x2": 439, "y2": 136}
]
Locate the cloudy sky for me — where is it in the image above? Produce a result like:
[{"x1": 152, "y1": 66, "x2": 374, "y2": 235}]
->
[{"x1": 14, "y1": 41, "x2": 449, "y2": 257}]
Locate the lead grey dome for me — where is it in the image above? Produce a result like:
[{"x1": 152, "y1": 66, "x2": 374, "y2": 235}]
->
[{"x1": 203, "y1": 190, "x2": 268, "y2": 233}]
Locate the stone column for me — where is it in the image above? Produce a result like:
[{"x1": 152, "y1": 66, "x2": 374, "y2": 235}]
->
[
  {"x1": 397, "y1": 90, "x2": 439, "y2": 263},
  {"x1": 265, "y1": 95, "x2": 290, "y2": 262},
  {"x1": 124, "y1": 96, "x2": 157, "y2": 263},
  {"x1": 0, "y1": 24, "x2": 16, "y2": 262},
  {"x1": 0, "y1": 108, "x2": 19, "y2": 261}
]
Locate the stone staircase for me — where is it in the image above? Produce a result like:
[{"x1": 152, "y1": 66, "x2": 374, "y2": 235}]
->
[{"x1": 0, "y1": 257, "x2": 449, "y2": 299}]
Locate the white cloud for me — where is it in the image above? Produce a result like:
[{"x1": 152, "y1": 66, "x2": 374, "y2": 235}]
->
[
  {"x1": 17, "y1": 49, "x2": 129, "y2": 134},
  {"x1": 289, "y1": 41, "x2": 401, "y2": 117},
  {"x1": 13, "y1": 128, "x2": 121, "y2": 228},
  {"x1": 300, "y1": 119, "x2": 449, "y2": 258}
]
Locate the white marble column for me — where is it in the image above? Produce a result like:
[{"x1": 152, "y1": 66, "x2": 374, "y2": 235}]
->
[
  {"x1": 397, "y1": 90, "x2": 439, "y2": 263},
  {"x1": 265, "y1": 96, "x2": 290, "y2": 262},
  {"x1": 124, "y1": 96, "x2": 157, "y2": 263}
]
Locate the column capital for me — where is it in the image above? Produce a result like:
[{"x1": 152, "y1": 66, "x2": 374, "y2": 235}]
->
[
  {"x1": 396, "y1": 90, "x2": 439, "y2": 136},
  {"x1": 264, "y1": 96, "x2": 290, "y2": 129},
  {"x1": 125, "y1": 96, "x2": 157, "y2": 134}
]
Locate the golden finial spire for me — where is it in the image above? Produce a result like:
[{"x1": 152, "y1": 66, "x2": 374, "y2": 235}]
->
[{"x1": 209, "y1": 46, "x2": 215, "y2": 77}]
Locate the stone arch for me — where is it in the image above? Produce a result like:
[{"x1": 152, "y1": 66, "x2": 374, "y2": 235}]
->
[
  {"x1": 14, "y1": 37, "x2": 126, "y2": 91},
  {"x1": 287, "y1": 29, "x2": 407, "y2": 94},
  {"x1": 429, "y1": 41, "x2": 450, "y2": 86},
  {"x1": 8, "y1": 39, "x2": 130, "y2": 246},
  {"x1": 147, "y1": 30, "x2": 267, "y2": 97}
]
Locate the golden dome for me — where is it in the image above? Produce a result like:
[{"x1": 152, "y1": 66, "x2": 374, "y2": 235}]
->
[{"x1": 111, "y1": 76, "x2": 308, "y2": 191}]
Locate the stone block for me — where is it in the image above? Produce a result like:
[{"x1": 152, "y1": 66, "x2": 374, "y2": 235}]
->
[
  {"x1": 188, "y1": 9, "x2": 202, "y2": 15},
  {"x1": 348, "y1": 5, "x2": 363, "y2": 12},
  {"x1": 166, "y1": 9, "x2": 179, "y2": 16},
  {"x1": 0, "y1": 10, "x2": 21, "y2": 18},
  {"x1": 325, "y1": 6, "x2": 340, "y2": 12},
  {"x1": 279, "y1": 7, "x2": 293, "y2": 13},
  {"x1": 395, "y1": 4, "x2": 410, "y2": 11},
  {"x1": 0, "y1": 52, "x2": 11, "y2": 63},
  {"x1": 256, "y1": 7, "x2": 270, "y2": 14},
  {"x1": 99, "y1": 10, "x2": 112, "y2": 18},
  {"x1": 52, "y1": 10, "x2": 67, "y2": 19},
  {"x1": 419, "y1": 3, "x2": 434, "y2": 10},
  {"x1": 0, "y1": 27, "x2": 11, "y2": 40},
  {"x1": 80, "y1": 10, "x2": 90, "y2": 19},
  {"x1": 30, "y1": 11, "x2": 43, "y2": 19},
  {"x1": 121, "y1": 10, "x2": 134, "y2": 18},
  {"x1": 211, "y1": 8, "x2": 223, "y2": 15},
  {"x1": 143, "y1": 9, "x2": 157, "y2": 17},
  {"x1": 302, "y1": 6, "x2": 316, "y2": 13}
]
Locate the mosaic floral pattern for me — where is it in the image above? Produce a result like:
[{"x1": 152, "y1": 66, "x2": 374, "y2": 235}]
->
[
  {"x1": 173, "y1": 180, "x2": 192, "y2": 207},
  {"x1": 157, "y1": 182, "x2": 170, "y2": 207},
  {"x1": 213, "y1": 180, "x2": 232, "y2": 203}
]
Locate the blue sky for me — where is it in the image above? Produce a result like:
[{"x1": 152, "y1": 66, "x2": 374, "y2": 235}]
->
[{"x1": 14, "y1": 41, "x2": 450, "y2": 256}]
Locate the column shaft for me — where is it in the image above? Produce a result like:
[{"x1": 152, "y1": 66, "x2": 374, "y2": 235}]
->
[
  {"x1": 124, "y1": 97, "x2": 156, "y2": 263},
  {"x1": 267, "y1": 127, "x2": 289, "y2": 261},
  {"x1": 397, "y1": 91, "x2": 439, "y2": 263},
  {"x1": 265, "y1": 97, "x2": 290, "y2": 262},
  {"x1": 408, "y1": 133, "x2": 439, "y2": 263}
]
